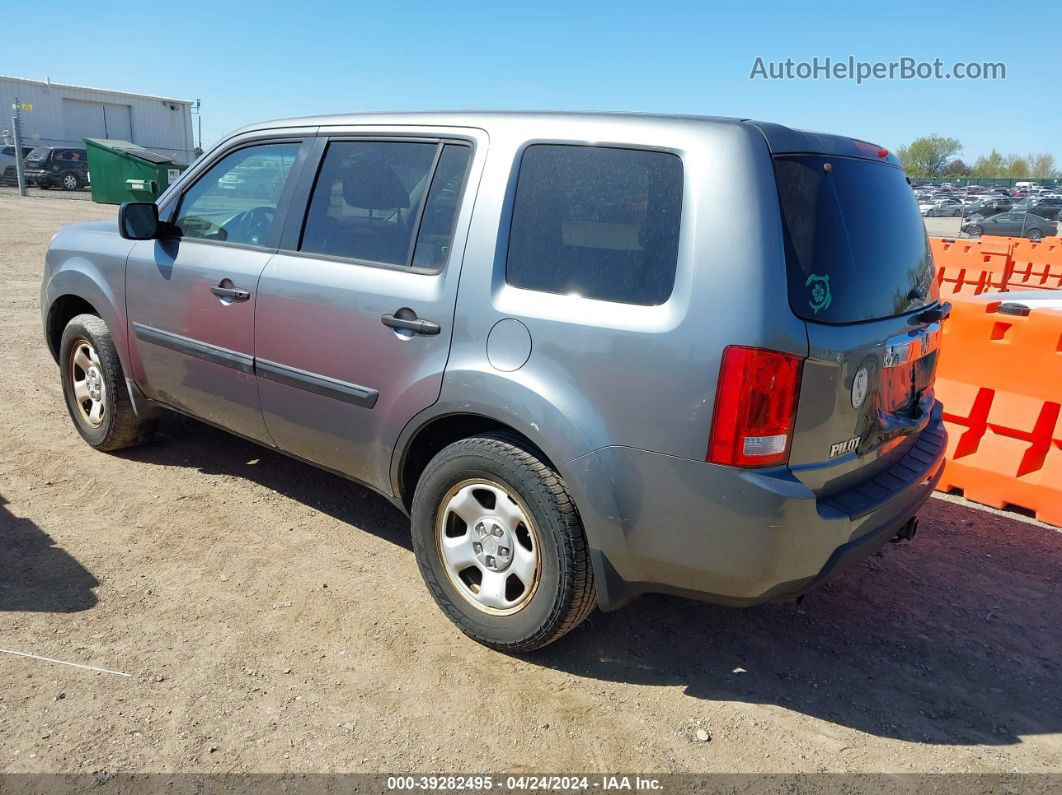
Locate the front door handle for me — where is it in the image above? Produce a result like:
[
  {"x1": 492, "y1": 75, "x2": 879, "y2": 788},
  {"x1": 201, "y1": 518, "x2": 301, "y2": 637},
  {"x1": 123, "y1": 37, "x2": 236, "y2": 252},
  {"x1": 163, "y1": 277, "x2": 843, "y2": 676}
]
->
[
  {"x1": 381, "y1": 310, "x2": 441, "y2": 336},
  {"x1": 211, "y1": 283, "x2": 250, "y2": 301}
]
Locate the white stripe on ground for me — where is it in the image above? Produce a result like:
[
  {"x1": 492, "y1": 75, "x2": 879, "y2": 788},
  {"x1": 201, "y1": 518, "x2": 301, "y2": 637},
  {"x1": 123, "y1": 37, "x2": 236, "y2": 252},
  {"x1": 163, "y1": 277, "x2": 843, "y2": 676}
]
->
[
  {"x1": 0, "y1": 648, "x2": 131, "y2": 677},
  {"x1": 931, "y1": 492, "x2": 1059, "y2": 531}
]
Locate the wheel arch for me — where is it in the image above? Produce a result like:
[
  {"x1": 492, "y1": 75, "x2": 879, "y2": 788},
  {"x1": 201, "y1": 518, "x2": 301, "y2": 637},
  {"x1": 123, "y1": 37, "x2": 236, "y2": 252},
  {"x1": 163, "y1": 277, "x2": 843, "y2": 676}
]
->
[
  {"x1": 393, "y1": 411, "x2": 561, "y2": 513},
  {"x1": 46, "y1": 294, "x2": 99, "y2": 362}
]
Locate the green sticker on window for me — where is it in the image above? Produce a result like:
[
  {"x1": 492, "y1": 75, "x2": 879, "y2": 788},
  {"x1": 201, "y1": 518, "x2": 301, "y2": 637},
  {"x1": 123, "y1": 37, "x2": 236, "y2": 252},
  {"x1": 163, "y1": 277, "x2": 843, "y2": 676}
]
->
[{"x1": 806, "y1": 273, "x2": 832, "y2": 314}]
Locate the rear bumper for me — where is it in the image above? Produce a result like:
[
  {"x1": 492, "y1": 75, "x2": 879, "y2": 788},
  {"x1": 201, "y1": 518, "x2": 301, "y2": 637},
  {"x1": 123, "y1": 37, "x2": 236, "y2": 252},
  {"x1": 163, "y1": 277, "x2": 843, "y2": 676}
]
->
[{"x1": 564, "y1": 406, "x2": 947, "y2": 611}]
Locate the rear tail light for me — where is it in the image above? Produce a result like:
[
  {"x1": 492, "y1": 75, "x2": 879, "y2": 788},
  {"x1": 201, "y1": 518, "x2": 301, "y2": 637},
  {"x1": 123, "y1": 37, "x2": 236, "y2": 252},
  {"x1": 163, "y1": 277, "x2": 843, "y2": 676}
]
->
[{"x1": 708, "y1": 346, "x2": 804, "y2": 468}]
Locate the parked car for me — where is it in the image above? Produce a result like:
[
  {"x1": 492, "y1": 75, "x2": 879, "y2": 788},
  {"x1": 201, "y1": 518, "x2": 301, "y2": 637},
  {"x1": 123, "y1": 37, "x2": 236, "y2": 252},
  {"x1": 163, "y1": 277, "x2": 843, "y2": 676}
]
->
[
  {"x1": 1011, "y1": 198, "x2": 1062, "y2": 221},
  {"x1": 40, "y1": 112, "x2": 946, "y2": 651},
  {"x1": 23, "y1": 146, "x2": 89, "y2": 190},
  {"x1": 0, "y1": 144, "x2": 36, "y2": 185},
  {"x1": 962, "y1": 211, "x2": 1058, "y2": 240},
  {"x1": 923, "y1": 198, "x2": 966, "y2": 217},
  {"x1": 967, "y1": 196, "x2": 1012, "y2": 216}
]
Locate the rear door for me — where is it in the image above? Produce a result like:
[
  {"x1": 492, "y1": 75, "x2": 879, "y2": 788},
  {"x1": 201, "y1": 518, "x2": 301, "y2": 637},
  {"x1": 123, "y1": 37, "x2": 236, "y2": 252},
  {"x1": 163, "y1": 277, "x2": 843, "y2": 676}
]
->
[
  {"x1": 252, "y1": 131, "x2": 481, "y2": 489},
  {"x1": 771, "y1": 152, "x2": 944, "y2": 495}
]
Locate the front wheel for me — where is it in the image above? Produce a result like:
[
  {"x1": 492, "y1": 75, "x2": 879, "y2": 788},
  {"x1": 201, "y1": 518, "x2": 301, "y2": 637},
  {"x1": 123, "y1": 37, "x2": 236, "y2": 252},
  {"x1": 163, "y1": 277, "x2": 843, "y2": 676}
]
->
[
  {"x1": 59, "y1": 314, "x2": 157, "y2": 451},
  {"x1": 411, "y1": 433, "x2": 596, "y2": 652},
  {"x1": 59, "y1": 172, "x2": 81, "y2": 191},
  {"x1": 966, "y1": 224, "x2": 983, "y2": 238},
  {"x1": 1027, "y1": 228, "x2": 1044, "y2": 241}
]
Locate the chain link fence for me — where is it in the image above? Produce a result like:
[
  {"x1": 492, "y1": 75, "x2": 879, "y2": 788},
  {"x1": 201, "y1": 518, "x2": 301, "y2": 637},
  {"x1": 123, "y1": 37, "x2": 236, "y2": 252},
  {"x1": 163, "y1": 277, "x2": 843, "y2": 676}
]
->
[{"x1": 1, "y1": 101, "x2": 92, "y2": 201}]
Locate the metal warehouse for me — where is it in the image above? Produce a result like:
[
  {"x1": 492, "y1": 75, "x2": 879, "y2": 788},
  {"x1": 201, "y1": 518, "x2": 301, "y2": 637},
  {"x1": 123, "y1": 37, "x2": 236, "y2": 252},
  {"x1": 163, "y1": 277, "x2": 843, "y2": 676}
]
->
[{"x1": 1, "y1": 75, "x2": 195, "y2": 164}]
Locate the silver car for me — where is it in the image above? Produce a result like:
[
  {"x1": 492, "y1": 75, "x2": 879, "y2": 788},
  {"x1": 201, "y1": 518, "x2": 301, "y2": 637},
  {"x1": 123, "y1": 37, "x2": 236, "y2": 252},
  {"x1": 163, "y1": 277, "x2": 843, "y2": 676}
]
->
[{"x1": 41, "y1": 112, "x2": 947, "y2": 651}]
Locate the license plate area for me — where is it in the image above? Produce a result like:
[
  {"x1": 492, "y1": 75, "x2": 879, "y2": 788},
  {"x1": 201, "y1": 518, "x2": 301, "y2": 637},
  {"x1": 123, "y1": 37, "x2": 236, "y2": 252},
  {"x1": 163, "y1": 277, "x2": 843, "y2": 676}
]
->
[{"x1": 880, "y1": 321, "x2": 942, "y2": 416}]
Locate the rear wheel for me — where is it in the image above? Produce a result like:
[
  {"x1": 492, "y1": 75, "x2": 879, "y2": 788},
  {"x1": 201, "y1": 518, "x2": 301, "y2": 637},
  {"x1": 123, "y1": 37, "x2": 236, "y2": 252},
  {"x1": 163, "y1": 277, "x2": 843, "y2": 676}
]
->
[
  {"x1": 1027, "y1": 228, "x2": 1043, "y2": 241},
  {"x1": 411, "y1": 433, "x2": 596, "y2": 652},
  {"x1": 59, "y1": 314, "x2": 157, "y2": 451}
]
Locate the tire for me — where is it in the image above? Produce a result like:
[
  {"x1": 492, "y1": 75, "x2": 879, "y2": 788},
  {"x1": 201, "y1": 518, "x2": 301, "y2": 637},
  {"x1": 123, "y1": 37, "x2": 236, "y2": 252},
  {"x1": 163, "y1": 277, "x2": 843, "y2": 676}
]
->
[
  {"x1": 1027, "y1": 228, "x2": 1043, "y2": 241},
  {"x1": 59, "y1": 314, "x2": 157, "y2": 451},
  {"x1": 59, "y1": 172, "x2": 80, "y2": 191},
  {"x1": 967, "y1": 225, "x2": 983, "y2": 238},
  {"x1": 411, "y1": 433, "x2": 596, "y2": 652}
]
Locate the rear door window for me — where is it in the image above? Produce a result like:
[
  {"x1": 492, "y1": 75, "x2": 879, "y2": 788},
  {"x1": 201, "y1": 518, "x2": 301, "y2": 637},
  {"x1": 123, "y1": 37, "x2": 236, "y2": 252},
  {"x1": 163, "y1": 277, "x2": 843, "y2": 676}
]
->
[
  {"x1": 774, "y1": 155, "x2": 937, "y2": 324},
  {"x1": 300, "y1": 141, "x2": 438, "y2": 266},
  {"x1": 506, "y1": 144, "x2": 683, "y2": 305}
]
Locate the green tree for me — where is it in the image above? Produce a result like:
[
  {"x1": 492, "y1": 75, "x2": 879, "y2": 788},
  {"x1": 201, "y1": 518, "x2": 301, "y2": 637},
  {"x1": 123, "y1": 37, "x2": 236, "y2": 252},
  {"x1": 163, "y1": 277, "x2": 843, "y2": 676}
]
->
[
  {"x1": 897, "y1": 135, "x2": 963, "y2": 177},
  {"x1": 972, "y1": 149, "x2": 1006, "y2": 178},
  {"x1": 1028, "y1": 153, "x2": 1057, "y2": 180},
  {"x1": 1005, "y1": 155, "x2": 1030, "y2": 179}
]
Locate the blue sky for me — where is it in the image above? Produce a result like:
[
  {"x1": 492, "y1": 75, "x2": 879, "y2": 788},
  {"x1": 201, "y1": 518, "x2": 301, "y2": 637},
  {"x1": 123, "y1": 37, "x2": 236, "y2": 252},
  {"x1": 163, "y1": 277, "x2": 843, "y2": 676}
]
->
[{"x1": 6, "y1": 0, "x2": 1059, "y2": 161}]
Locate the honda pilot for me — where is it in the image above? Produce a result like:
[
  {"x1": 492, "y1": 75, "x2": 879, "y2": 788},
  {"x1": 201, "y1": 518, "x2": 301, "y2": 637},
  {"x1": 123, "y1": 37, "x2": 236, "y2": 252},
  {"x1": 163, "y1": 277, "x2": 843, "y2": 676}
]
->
[{"x1": 40, "y1": 112, "x2": 946, "y2": 651}]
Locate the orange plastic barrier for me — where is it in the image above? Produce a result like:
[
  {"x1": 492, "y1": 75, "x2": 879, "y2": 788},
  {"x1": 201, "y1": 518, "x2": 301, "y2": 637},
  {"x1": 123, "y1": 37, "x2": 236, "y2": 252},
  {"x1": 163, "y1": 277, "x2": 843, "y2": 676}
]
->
[
  {"x1": 932, "y1": 237, "x2": 1013, "y2": 296},
  {"x1": 935, "y1": 296, "x2": 1062, "y2": 526},
  {"x1": 1009, "y1": 239, "x2": 1062, "y2": 291}
]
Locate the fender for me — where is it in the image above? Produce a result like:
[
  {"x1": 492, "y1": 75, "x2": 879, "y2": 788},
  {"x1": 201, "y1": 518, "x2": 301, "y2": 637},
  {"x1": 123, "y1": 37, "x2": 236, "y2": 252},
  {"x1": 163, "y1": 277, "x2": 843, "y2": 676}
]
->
[{"x1": 45, "y1": 260, "x2": 128, "y2": 365}]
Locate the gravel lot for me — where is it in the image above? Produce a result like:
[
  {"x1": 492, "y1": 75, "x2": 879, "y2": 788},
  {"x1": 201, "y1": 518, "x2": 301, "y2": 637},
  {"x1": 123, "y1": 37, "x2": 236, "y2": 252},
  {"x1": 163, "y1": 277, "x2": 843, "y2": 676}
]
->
[{"x1": 1, "y1": 195, "x2": 1060, "y2": 777}]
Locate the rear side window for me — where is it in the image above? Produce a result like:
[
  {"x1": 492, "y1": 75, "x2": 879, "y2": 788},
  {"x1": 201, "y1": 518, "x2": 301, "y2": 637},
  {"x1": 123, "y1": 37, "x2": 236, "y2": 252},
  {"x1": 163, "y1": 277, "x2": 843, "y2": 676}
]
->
[
  {"x1": 412, "y1": 145, "x2": 472, "y2": 268},
  {"x1": 774, "y1": 155, "x2": 938, "y2": 324},
  {"x1": 506, "y1": 144, "x2": 683, "y2": 305},
  {"x1": 301, "y1": 140, "x2": 469, "y2": 268}
]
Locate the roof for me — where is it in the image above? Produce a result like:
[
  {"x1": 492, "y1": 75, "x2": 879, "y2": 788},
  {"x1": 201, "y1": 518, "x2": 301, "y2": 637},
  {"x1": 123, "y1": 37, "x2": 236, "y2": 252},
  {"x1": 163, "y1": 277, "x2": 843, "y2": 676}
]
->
[
  {"x1": 232, "y1": 109, "x2": 744, "y2": 134},
  {"x1": 0, "y1": 74, "x2": 193, "y2": 105},
  {"x1": 85, "y1": 138, "x2": 179, "y2": 164},
  {"x1": 224, "y1": 110, "x2": 895, "y2": 165}
]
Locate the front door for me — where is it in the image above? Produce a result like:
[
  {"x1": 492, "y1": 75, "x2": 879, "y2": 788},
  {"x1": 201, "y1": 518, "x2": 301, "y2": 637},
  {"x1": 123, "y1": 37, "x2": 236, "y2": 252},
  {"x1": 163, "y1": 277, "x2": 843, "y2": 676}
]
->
[
  {"x1": 126, "y1": 140, "x2": 305, "y2": 443},
  {"x1": 253, "y1": 135, "x2": 478, "y2": 489}
]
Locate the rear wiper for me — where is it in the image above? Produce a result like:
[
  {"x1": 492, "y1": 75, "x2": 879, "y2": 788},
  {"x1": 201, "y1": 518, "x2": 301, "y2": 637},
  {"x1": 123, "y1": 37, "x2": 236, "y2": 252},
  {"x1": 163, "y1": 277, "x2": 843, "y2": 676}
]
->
[{"x1": 912, "y1": 302, "x2": 952, "y2": 325}]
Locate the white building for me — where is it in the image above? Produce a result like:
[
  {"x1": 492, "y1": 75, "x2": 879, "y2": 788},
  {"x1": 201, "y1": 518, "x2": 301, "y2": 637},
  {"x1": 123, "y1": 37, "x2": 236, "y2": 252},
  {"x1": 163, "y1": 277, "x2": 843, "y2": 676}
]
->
[{"x1": 1, "y1": 75, "x2": 195, "y2": 164}]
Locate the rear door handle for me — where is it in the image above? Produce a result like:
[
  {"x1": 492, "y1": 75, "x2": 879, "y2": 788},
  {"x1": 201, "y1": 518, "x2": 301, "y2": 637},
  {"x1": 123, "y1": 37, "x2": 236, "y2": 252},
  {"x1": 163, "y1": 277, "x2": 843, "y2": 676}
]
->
[
  {"x1": 381, "y1": 311, "x2": 440, "y2": 336},
  {"x1": 211, "y1": 284, "x2": 250, "y2": 301}
]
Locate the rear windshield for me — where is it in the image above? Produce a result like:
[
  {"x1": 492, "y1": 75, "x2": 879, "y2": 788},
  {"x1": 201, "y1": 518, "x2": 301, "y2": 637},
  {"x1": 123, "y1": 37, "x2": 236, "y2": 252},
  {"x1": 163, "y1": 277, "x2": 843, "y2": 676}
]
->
[{"x1": 774, "y1": 155, "x2": 937, "y2": 324}]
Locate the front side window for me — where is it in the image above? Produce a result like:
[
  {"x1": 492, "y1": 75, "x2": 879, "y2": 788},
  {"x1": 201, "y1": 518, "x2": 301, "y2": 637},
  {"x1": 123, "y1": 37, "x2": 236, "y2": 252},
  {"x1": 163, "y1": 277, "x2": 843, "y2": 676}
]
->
[
  {"x1": 506, "y1": 144, "x2": 684, "y2": 305},
  {"x1": 300, "y1": 140, "x2": 469, "y2": 267},
  {"x1": 173, "y1": 142, "x2": 300, "y2": 246}
]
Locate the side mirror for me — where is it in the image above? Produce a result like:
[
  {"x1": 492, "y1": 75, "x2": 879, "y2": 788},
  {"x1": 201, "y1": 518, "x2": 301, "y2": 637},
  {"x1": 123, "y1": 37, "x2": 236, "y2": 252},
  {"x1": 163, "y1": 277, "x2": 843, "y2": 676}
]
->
[{"x1": 118, "y1": 202, "x2": 160, "y2": 240}]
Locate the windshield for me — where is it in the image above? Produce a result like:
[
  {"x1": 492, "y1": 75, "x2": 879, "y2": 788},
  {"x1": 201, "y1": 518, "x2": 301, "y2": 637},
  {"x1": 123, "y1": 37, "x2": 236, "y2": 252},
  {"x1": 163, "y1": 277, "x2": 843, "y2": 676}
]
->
[
  {"x1": 26, "y1": 147, "x2": 50, "y2": 161},
  {"x1": 774, "y1": 154, "x2": 937, "y2": 324}
]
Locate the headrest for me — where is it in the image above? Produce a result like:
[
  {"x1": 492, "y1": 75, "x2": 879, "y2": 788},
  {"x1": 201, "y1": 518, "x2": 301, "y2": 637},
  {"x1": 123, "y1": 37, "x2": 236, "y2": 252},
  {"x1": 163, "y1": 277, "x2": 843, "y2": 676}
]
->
[{"x1": 340, "y1": 158, "x2": 410, "y2": 209}]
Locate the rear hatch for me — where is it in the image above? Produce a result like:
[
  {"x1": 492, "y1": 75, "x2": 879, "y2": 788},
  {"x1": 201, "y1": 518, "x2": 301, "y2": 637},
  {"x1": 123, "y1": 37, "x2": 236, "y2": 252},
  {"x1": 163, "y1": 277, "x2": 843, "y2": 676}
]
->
[{"x1": 769, "y1": 146, "x2": 944, "y2": 496}]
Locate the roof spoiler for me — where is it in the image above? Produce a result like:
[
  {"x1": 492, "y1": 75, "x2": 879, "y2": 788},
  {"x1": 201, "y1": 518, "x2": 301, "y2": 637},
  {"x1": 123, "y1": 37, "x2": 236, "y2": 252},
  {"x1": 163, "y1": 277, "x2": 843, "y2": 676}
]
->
[{"x1": 743, "y1": 120, "x2": 902, "y2": 168}]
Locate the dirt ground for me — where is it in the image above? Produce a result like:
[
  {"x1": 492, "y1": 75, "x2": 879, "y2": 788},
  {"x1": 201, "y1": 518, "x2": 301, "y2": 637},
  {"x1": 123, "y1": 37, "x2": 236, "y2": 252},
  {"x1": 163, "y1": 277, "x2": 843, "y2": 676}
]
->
[{"x1": 0, "y1": 195, "x2": 1060, "y2": 777}]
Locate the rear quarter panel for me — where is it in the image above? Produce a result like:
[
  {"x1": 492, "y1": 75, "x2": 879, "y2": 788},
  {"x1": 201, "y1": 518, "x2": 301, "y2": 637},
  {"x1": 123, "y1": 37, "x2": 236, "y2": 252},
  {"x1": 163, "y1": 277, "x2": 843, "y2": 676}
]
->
[{"x1": 437, "y1": 116, "x2": 807, "y2": 467}]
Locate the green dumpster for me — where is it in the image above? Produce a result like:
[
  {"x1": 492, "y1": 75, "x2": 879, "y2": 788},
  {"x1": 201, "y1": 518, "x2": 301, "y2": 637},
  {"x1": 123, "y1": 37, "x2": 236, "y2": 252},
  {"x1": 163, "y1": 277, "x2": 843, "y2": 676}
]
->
[{"x1": 84, "y1": 138, "x2": 188, "y2": 205}]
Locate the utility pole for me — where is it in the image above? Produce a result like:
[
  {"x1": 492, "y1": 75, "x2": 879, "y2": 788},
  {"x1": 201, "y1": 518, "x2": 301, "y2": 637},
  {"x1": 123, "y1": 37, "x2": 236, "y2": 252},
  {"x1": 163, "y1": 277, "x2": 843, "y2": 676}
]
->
[
  {"x1": 193, "y1": 98, "x2": 202, "y2": 155},
  {"x1": 11, "y1": 96, "x2": 27, "y2": 197}
]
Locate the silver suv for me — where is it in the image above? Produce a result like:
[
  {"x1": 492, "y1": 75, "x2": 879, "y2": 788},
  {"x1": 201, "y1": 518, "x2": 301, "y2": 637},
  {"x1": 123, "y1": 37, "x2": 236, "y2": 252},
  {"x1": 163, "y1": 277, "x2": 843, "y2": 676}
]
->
[{"x1": 41, "y1": 112, "x2": 947, "y2": 651}]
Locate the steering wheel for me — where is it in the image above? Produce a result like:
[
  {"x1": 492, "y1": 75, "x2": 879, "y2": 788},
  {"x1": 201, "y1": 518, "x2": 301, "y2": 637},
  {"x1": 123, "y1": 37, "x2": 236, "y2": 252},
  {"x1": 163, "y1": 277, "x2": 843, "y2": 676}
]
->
[{"x1": 229, "y1": 206, "x2": 275, "y2": 245}]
